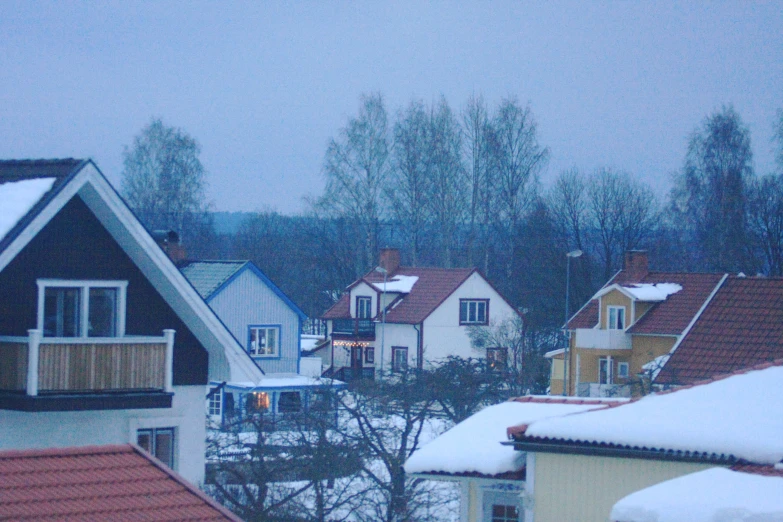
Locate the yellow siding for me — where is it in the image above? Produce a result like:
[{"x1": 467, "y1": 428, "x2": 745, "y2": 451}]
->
[
  {"x1": 533, "y1": 453, "x2": 714, "y2": 522},
  {"x1": 634, "y1": 301, "x2": 654, "y2": 322},
  {"x1": 600, "y1": 291, "x2": 631, "y2": 329},
  {"x1": 468, "y1": 481, "x2": 479, "y2": 522},
  {"x1": 573, "y1": 348, "x2": 632, "y2": 392},
  {"x1": 630, "y1": 335, "x2": 677, "y2": 375}
]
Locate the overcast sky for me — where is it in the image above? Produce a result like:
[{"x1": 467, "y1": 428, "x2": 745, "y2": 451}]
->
[{"x1": 1, "y1": 2, "x2": 781, "y2": 214}]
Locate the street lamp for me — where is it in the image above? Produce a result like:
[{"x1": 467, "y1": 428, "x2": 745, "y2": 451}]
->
[
  {"x1": 375, "y1": 266, "x2": 388, "y2": 376},
  {"x1": 563, "y1": 249, "x2": 583, "y2": 395}
]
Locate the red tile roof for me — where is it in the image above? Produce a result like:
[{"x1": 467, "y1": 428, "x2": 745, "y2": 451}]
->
[
  {"x1": 566, "y1": 271, "x2": 724, "y2": 336},
  {"x1": 323, "y1": 266, "x2": 478, "y2": 324},
  {"x1": 0, "y1": 444, "x2": 241, "y2": 521},
  {"x1": 656, "y1": 277, "x2": 783, "y2": 385}
]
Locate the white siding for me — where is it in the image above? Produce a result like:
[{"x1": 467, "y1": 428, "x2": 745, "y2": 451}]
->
[
  {"x1": 377, "y1": 323, "x2": 419, "y2": 371},
  {"x1": 422, "y1": 272, "x2": 517, "y2": 364},
  {"x1": 0, "y1": 385, "x2": 206, "y2": 485},
  {"x1": 349, "y1": 282, "x2": 377, "y2": 317},
  {"x1": 209, "y1": 269, "x2": 300, "y2": 374}
]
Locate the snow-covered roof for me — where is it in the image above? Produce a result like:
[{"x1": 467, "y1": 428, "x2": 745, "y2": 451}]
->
[
  {"x1": 641, "y1": 354, "x2": 670, "y2": 380},
  {"x1": 404, "y1": 398, "x2": 612, "y2": 478},
  {"x1": 544, "y1": 348, "x2": 564, "y2": 358},
  {"x1": 370, "y1": 275, "x2": 418, "y2": 293},
  {"x1": 0, "y1": 177, "x2": 56, "y2": 242},
  {"x1": 301, "y1": 334, "x2": 325, "y2": 351},
  {"x1": 596, "y1": 282, "x2": 683, "y2": 302},
  {"x1": 515, "y1": 362, "x2": 783, "y2": 465},
  {"x1": 610, "y1": 467, "x2": 783, "y2": 522}
]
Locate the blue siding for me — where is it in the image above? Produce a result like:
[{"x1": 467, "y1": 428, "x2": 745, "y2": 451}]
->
[{"x1": 208, "y1": 269, "x2": 300, "y2": 374}]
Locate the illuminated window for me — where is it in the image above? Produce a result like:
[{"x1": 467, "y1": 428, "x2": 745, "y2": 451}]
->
[
  {"x1": 487, "y1": 347, "x2": 508, "y2": 371},
  {"x1": 249, "y1": 326, "x2": 280, "y2": 357},
  {"x1": 247, "y1": 392, "x2": 270, "y2": 413}
]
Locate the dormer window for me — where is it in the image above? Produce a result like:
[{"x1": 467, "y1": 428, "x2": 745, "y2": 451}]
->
[
  {"x1": 37, "y1": 280, "x2": 127, "y2": 338},
  {"x1": 607, "y1": 306, "x2": 625, "y2": 330},
  {"x1": 356, "y1": 296, "x2": 372, "y2": 319}
]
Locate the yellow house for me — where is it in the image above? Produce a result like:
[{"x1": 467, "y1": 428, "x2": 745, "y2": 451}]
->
[
  {"x1": 509, "y1": 361, "x2": 783, "y2": 522},
  {"x1": 555, "y1": 251, "x2": 725, "y2": 397}
]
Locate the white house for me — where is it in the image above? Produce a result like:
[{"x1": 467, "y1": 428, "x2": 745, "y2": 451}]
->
[
  {"x1": 404, "y1": 396, "x2": 620, "y2": 522},
  {"x1": 320, "y1": 248, "x2": 520, "y2": 379},
  {"x1": 0, "y1": 159, "x2": 264, "y2": 485},
  {"x1": 179, "y1": 259, "x2": 344, "y2": 428}
]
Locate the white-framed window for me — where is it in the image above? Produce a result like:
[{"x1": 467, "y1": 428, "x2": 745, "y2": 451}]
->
[
  {"x1": 249, "y1": 326, "x2": 280, "y2": 357},
  {"x1": 137, "y1": 427, "x2": 175, "y2": 469},
  {"x1": 491, "y1": 504, "x2": 520, "y2": 522},
  {"x1": 356, "y1": 296, "x2": 372, "y2": 319},
  {"x1": 486, "y1": 347, "x2": 508, "y2": 372},
  {"x1": 37, "y1": 279, "x2": 127, "y2": 338},
  {"x1": 459, "y1": 299, "x2": 489, "y2": 325},
  {"x1": 599, "y1": 357, "x2": 613, "y2": 384},
  {"x1": 208, "y1": 388, "x2": 222, "y2": 417},
  {"x1": 392, "y1": 346, "x2": 408, "y2": 372},
  {"x1": 607, "y1": 306, "x2": 626, "y2": 330},
  {"x1": 617, "y1": 361, "x2": 630, "y2": 378},
  {"x1": 365, "y1": 346, "x2": 375, "y2": 364}
]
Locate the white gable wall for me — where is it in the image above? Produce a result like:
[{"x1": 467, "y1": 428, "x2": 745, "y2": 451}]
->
[
  {"x1": 0, "y1": 385, "x2": 206, "y2": 485},
  {"x1": 349, "y1": 282, "x2": 377, "y2": 317},
  {"x1": 208, "y1": 269, "x2": 299, "y2": 374},
  {"x1": 422, "y1": 272, "x2": 517, "y2": 365},
  {"x1": 377, "y1": 322, "x2": 419, "y2": 371}
]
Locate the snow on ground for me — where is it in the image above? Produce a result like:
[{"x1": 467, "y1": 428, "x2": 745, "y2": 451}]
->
[
  {"x1": 0, "y1": 177, "x2": 55, "y2": 241},
  {"x1": 370, "y1": 275, "x2": 418, "y2": 293},
  {"x1": 405, "y1": 400, "x2": 609, "y2": 476},
  {"x1": 621, "y1": 283, "x2": 682, "y2": 301},
  {"x1": 610, "y1": 467, "x2": 783, "y2": 522},
  {"x1": 523, "y1": 363, "x2": 783, "y2": 465}
]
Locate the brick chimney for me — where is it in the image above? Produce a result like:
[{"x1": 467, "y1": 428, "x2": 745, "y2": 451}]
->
[
  {"x1": 153, "y1": 230, "x2": 187, "y2": 264},
  {"x1": 624, "y1": 250, "x2": 649, "y2": 280},
  {"x1": 379, "y1": 248, "x2": 400, "y2": 274}
]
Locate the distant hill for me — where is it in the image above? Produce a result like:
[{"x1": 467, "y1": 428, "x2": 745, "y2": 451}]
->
[{"x1": 212, "y1": 211, "x2": 254, "y2": 235}]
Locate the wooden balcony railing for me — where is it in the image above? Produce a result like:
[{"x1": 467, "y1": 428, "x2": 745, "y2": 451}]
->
[
  {"x1": 0, "y1": 330, "x2": 174, "y2": 396},
  {"x1": 331, "y1": 318, "x2": 375, "y2": 337}
]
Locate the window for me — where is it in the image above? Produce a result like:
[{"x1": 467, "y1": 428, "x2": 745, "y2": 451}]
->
[
  {"x1": 491, "y1": 504, "x2": 520, "y2": 522},
  {"x1": 392, "y1": 346, "x2": 408, "y2": 372},
  {"x1": 246, "y1": 392, "x2": 270, "y2": 413},
  {"x1": 459, "y1": 299, "x2": 488, "y2": 325},
  {"x1": 365, "y1": 347, "x2": 375, "y2": 364},
  {"x1": 607, "y1": 306, "x2": 626, "y2": 330},
  {"x1": 309, "y1": 390, "x2": 331, "y2": 412},
  {"x1": 356, "y1": 296, "x2": 372, "y2": 319},
  {"x1": 37, "y1": 280, "x2": 127, "y2": 338},
  {"x1": 278, "y1": 391, "x2": 302, "y2": 413},
  {"x1": 208, "y1": 387, "x2": 222, "y2": 417},
  {"x1": 599, "y1": 357, "x2": 613, "y2": 384},
  {"x1": 249, "y1": 326, "x2": 280, "y2": 357},
  {"x1": 137, "y1": 427, "x2": 175, "y2": 469},
  {"x1": 486, "y1": 347, "x2": 508, "y2": 371},
  {"x1": 618, "y1": 361, "x2": 630, "y2": 378}
]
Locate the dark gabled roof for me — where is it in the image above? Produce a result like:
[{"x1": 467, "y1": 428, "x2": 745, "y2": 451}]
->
[
  {"x1": 0, "y1": 159, "x2": 89, "y2": 254},
  {"x1": 179, "y1": 260, "x2": 248, "y2": 299},
  {"x1": 0, "y1": 444, "x2": 240, "y2": 521},
  {"x1": 322, "y1": 266, "x2": 476, "y2": 324},
  {"x1": 567, "y1": 270, "x2": 724, "y2": 336},
  {"x1": 656, "y1": 276, "x2": 783, "y2": 385},
  {"x1": 179, "y1": 259, "x2": 307, "y2": 320}
]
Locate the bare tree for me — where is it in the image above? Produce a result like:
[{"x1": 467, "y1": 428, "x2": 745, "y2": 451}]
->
[
  {"x1": 461, "y1": 94, "x2": 494, "y2": 273},
  {"x1": 317, "y1": 93, "x2": 390, "y2": 276},
  {"x1": 670, "y1": 105, "x2": 754, "y2": 272},
  {"x1": 775, "y1": 108, "x2": 783, "y2": 171},
  {"x1": 426, "y1": 96, "x2": 466, "y2": 268},
  {"x1": 121, "y1": 118, "x2": 209, "y2": 244},
  {"x1": 748, "y1": 174, "x2": 783, "y2": 276},
  {"x1": 387, "y1": 100, "x2": 431, "y2": 266}
]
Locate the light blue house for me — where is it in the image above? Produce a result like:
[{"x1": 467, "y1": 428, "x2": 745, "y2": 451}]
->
[{"x1": 179, "y1": 260, "x2": 342, "y2": 428}]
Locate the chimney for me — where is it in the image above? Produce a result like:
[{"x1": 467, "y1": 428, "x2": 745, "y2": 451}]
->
[
  {"x1": 379, "y1": 248, "x2": 400, "y2": 274},
  {"x1": 624, "y1": 250, "x2": 649, "y2": 280},
  {"x1": 153, "y1": 230, "x2": 187, "y2": 264}
]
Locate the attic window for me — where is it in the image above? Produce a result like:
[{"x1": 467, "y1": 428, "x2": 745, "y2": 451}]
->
[
  {"x1": 460, "y1": 299, "x2": 489, "y2": 325},
  {"x1": 607, "y1": 306, "x2": 625, "y2": 330},
  {"x1": 37, "y1": 280, "x2": 127, "y2": 338}
]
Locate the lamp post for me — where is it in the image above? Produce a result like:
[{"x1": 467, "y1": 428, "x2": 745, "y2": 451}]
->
[
  {"x1": 375, "y1": 266, "x2": 388, "y2": 376},
  {"x1": 564, "y1": 249, "x2": 583, "y2": 395}
]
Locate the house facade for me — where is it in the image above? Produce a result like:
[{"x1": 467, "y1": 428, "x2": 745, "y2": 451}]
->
[
  {"x1": 554, "y1": 250, "x2": 725, "y2": 397},
  {"x1": 510, "y1": 361, "x2": 783, "y2": 522},
  {"x1": 320, "y1": 249, "x2": 519, "y2": 379},
  {"x1": 179, "y1": 259, "x2": 343, "y2": 428},
  {"x1": 0, "y1": 159, "x2": 263, "y2": 485}
]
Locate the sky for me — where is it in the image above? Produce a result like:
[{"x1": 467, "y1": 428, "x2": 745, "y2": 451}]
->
[{"x1": 1, "y1": 2, "x2": 781, "y2": 214}]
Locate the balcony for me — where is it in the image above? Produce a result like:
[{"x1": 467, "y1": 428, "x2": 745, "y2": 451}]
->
[
  {"x1": 574, "y1": 328, "x2": 632, "y2": 350},
  {"x1": 0, "y1": 329, "x2": 174, "y2": 411},
  {"x1": 331, "y1": 318, "x2": 375, "y2": 338},
  {"x1": 576, "y1": 382, "x2": 631, "y2": 398}
]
